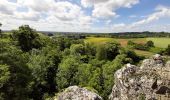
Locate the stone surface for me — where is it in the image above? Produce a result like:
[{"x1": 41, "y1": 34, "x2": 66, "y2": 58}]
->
[
  {"x1": 109, "y1": 54, "x2": 170, "y2": 100},
  {"x1": 55, "y1": 86, "x2": 102, "y2": 100}
]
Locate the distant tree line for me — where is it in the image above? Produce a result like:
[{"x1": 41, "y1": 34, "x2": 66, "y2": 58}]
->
[
  {"x1": 50, "y1": 31, "x2": 170, "y2": 39},
  {"x1": 127, "y1": 40, "x2": 154, "y2": 51}
]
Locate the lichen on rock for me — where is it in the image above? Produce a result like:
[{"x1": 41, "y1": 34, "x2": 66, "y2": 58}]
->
[
  {"x1": 109, "y1": 54, "x2": 170, "y2": 100},
  {"x1": 54, "y1": 86, "x2": 103, "y2": 100}
]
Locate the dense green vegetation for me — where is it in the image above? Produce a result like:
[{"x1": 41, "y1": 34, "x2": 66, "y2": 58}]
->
[{"x1": 1, "y1": 24, "x2": 170, "y2": 100}]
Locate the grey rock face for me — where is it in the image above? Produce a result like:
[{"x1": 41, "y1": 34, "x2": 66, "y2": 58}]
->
[
  {"x1": 110, "y1": 54, "x2": 170, "y2": 100},
  {"x1": 55, "y1": 86, "x2": 103, "y2": 100}
]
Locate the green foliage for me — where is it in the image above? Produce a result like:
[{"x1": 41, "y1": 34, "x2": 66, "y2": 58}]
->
[
  {"x1": 165, "y1": 44, "x2": 170, "y2": 55},
  {"x1": 56, "y1": 55, "x2": 80, "y2": 90},
  {"x1": 105, "y1": 42, "x2": 120, "y2": 60},
  {"x1": 120, "y1": 48, "x2": 141, "y2": 64},
  {"x1": 96, "y1": 45, "x2": 107, "y2": 60},
  {"x1": 96, "y1": 42, "x2": 120, "y2": 61},
  {"x1": 139, "y1": 94, "x2": 145, "y2": 100},
  {"x1": 0, "y1": 42, "x2": 32, "y2": 99},
  {"x1": 0, "y1": 65, "x2": 10, "y2": 88},
  {"x1": 127, "y1": 40, "x2": 150, "y2": 51},
  {"x1": 88, "y1": 67, "x2": 103, "y2": 95},
  {"x1": 70, "y1": 44, "x2": 85, "y2": 55},
  {"x1": 127, "y1": 40, "x2": 135, "y2": 46},
  {"x1": 0, "y1": 64, "x2": 10, "y2": 100},
  {"x1": 149, "y1": 47, "x2": 164, "y2": 54},
  {"x1": 27, "y1": 46, "x2": 61, "y2": 99},
  {"x1": 145, "y1": 40, "x2": 154, "y2": 47},
  {"x1": 1, "y1": 25, "x2": 147, "y2": 100},
  {"x1": 12, "y1": 25, "x2": 43, "y2": 52}
]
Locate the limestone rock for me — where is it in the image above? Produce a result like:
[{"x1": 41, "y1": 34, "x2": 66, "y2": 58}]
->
[
  {"x1": 110, "y1": 54, "x2": 170, "y2": 100},
  {"x1": 55, "y1": 86, "x2": 102, "y2": 100}
]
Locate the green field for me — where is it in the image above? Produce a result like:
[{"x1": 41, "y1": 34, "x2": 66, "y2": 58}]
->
[
  {"x1": 85, "y1": 37, "x2": 170, "y2": 48},
  {"x1": 85, "y1": 37, "x2": 146, "y2": 47},
  {"x1": 85, "y1": 37, "x2": 170, "y2": 57},
  {"x1": 147, "y1": 38, "x2": 170, "y2": 48}
]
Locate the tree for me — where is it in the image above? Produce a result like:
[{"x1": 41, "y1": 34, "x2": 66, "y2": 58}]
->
[
  {"x1": 105, "y1": 42, "x2": 120, "y2": 60},
  {"x1": 96, "y1": 45, "x2": 107, "y2": 60},
  {"x1": 13, "y1": 25, "x2": 43, "y2": 52},
  {"x1": 0, "y1": 64, "x2": 10, "y2": 100},
  {"x1": 88, "y1": 67, "x2": 104, "y2": 96},
  {"x1": 0, "y1": 64, "x2": 10, "y2": 88},
  {"x1": 27, "y1": 47, "x2": 61, "y2": 99},
  {"x1": 120, "y1": 48, "x2": 141, "y2": 64},
  {"x1": 165, "y1": 44, "x2": 170, "y2": 55},
  {"x1": 127, "y1": 40, "x2": 135, "y2": 46},
  {"x1": 0, "y1": 43, "x2": 32, "y2": 99},
  {"x1": 76, "y1": 64, "x2": 93, "y2": 86},
  {"x1": 70, "y1": 44, "x2": 85, "y2": 55},
  {"x1": 56, "y1": 55, "x2": 81, "y2": 90},
  {"x1": 145, "y1": 40, "x2": 154, "y2": 47},
  {"x1": 102, "y1": 54, "x2": 135, "y2": 99}
]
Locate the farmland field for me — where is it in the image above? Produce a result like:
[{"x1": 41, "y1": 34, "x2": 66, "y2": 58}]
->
[
  {"x1": 85, "y1": 37, "x2": 146, "y2": 47},
  {"x1": 84, "y1": 37, "x2": 170, "y2": 57},
  {"x1": 147, "y1": 38, "x2": 170, "y2": 48},
  {"x1": 85, "y1": 37, "x2": 170, "y2": 48}
]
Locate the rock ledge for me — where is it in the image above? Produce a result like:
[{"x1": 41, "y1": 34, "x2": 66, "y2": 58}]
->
[
  {"x1": 110, "y1": 54, "x2": 170, "y2": 100},
  {"x1": 55, "y1": 86, "x2": 102, "y2": 100}
]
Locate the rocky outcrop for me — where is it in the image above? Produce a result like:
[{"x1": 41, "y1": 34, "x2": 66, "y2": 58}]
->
[
  {"x1": 110, "y1": 54, "x2": 170, "y2": 100},
  {"x1": 54, "y1": 86, "x2": 102, "y2": 100}
]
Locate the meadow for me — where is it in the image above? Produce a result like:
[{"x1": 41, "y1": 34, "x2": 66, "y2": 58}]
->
[
  {"x1": 85, "y1": 37, "x2": 170, "y2": 57},
  {"x1": 147, "y1": 38, "x2": 170, "y2": 48},
  {"x1": 85, "y1": 37, "x2": 170, "y2": 47}
]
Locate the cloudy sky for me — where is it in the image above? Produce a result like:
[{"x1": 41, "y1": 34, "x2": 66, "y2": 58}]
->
[{"x1": 1, "y1": 0, "x2": 170, "y2": 32}]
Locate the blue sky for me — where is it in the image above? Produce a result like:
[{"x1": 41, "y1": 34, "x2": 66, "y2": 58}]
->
[{"x1": 0, "y1": 0, "x2": 170, "y2": 32}]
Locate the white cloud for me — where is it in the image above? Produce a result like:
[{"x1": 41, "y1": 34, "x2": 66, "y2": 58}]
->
[
  {"x1": 108, "y1": 6, "x2": 170, "y2": 32},
  {"x1": 131, "y1": 6, "x2": 170, "y2": 27},
  {"x1": 1, "y1": 0, "x2": 170, "y2": 33},
  {"x1": 52, "y1": 1, "x2": 82, "y2": 21},
  {"x1": 0, "y1": 0, "x2": 17, "y2": 15},
  {"x1": 14, "y1": 10, "x2": 41, "y2": 21},
  {"x1": 0, "y1": 0, "x2": 93, "y2": 32},
  {"x1": 81, "y1": 0, "x2": 139, "y2": 18}
]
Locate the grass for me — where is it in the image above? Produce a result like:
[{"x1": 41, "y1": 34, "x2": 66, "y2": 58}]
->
[
  {"x1": 147, "y1": 38, "x2": 170, "y2": 48},
  {"x1": 84, "y1": 37, "x2": 170, "y2": 57},
  {"x1": 84, "y1": 37, "x2": 115, "y2": 45},
  {"x1": 85, "y1": 37, "x2": 146, "y2": 47},
  {"x1": 85, "y1": 37, "x2": 170, "y2": 48},
  {"x1": 134, "y1": 50, "x2": 154, "y2": 57}
]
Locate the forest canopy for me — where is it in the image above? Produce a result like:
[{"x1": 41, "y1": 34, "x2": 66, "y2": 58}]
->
[{"x1": 0, "y1": 25, "x2": 170, "y2": 100}]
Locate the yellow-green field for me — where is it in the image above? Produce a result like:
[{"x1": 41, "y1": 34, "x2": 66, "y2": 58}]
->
[
  {"x1": 147, "y1": 38, "x2": 170, "y2": 48},
  {"x1": 85, "y1": 37, "x2": 170, "y2": 48},
  {"x1": 134, "y1": 50, "x2": 154, "y2": 57},
  {"x1": 84, "y1": 37, "x2": 170, "y2": 57},
  {"x1": 85, "y1": 37, "x2": 146, "y2": 47}
]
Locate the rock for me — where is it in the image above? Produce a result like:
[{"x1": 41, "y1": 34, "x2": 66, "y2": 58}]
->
[
  {"x1": 55, "y1": 86, "x2": 102, "y2": 100},
  {"x1": 140, "y1": 54, "x2": 163, "y2": 70},
  {"x1": 153, "y1": 54, "x2": 162, "y2": 60},
  {"x1": 110, "y1": 54, "x2": 170, "y2": 100}
]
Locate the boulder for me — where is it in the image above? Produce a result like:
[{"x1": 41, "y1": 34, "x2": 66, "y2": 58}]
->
[
  {"x1": 110, "y1": 54, "x2": 170, "y2": 100},
  {"x1": 55, "y1": 86, "x2": 102, "y2": 100}
]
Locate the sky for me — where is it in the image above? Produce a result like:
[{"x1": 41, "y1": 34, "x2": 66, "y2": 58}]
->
[{"x1": 1, "y1": 0, "x2": 170, "y2": 32}]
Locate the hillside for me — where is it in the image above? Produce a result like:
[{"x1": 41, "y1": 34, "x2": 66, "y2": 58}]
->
[{"x1": 51, "y1": 54, "x2": 170, "y2": 100}]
